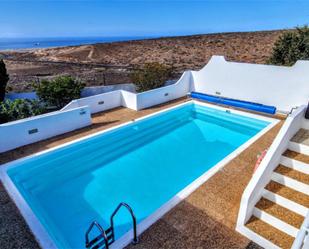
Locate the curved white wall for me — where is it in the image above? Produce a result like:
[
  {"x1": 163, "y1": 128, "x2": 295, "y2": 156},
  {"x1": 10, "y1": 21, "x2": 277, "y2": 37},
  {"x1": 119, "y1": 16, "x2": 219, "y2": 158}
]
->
[{"x1": 192, "y1": 56, "x2": 309, "y2": 113}]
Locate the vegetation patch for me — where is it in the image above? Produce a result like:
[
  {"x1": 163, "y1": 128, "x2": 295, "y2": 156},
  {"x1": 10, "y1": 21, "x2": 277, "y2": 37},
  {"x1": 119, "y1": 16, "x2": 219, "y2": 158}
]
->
[
  {"x1": 130, "y1": 62, "x2": 172, "y2": 92},
  {"x1": 269, "y1": 26, "x2": 309, "y2": 66},
  {"x1": 0, "y1": 99, "x2": 46, "y2": 124},
  {"x1": 34, "y1": 76, "x2": 85, "y2": 109}
]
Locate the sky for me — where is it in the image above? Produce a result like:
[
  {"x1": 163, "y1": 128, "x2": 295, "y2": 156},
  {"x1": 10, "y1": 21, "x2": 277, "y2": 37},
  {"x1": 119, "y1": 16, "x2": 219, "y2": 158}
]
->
[{"x1": 0, "y1": 0, "x2": 309, "y2": 38}]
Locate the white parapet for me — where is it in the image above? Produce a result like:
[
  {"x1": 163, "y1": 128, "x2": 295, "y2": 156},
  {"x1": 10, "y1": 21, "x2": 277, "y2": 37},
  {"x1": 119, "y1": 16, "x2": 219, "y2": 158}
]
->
[
  {"x1": 2, "y1": 55, "x2": 309, "y2": 153},
  {"x1": 0, "y1": 106, "x2": 92, "y2": 153},
  {"x1": 191, "y1": 56, "x2": 309, "y2": 113}
]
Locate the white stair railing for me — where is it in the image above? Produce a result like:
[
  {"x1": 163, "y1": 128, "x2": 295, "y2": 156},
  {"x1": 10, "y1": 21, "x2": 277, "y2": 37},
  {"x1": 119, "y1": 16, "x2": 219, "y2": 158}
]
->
[
  {"x1": 236, "y1": 105, "x2": 307, "y2": 247},
  {"x1": 292, "y1": 211, "x2": 309, "y2": 249}
]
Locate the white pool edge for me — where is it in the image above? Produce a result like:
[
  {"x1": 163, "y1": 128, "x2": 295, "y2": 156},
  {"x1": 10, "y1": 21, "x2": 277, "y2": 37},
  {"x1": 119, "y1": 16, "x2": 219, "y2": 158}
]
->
[{"x1": 0, "y1": 100, "x2": 279, "y2": 249}]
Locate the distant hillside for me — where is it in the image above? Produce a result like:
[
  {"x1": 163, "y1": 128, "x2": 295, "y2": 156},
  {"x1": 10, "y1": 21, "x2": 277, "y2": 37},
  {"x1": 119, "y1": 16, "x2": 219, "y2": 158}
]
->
[{"x1": 2, "y1": 30, "x2": 285, "y2": 92}]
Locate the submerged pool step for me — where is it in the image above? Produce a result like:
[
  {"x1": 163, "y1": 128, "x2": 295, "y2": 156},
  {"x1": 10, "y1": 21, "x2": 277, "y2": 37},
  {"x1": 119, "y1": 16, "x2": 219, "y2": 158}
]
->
[
  {"x1": 194, "y1": 112, "x2": 261, "y2": 137},
  {"x1": 12, "y1": 109, "x2": 193, "y2": 180},
  {"x1": 193, "y1": 105, "x2": 269, "y2": 130},
  {"x1": 22, "y1": 115, "x2": 193, "y2": 191},
  {"x1": 15, "y1": 109, "x2": 191, "y2": 179}
]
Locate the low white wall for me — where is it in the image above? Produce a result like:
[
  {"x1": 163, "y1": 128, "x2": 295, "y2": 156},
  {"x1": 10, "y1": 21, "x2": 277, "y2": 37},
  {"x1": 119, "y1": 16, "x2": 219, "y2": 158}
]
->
[
  {"x1": 81, "y1": 84, "x2": 136, "y2": 97},
  {"x1": 75, "y1": 90, "x2": 122, "y2": 114},
  {"x1": 121, "y1": 90, "x2": 137, "y2": 110},
  {"x1": 61, "y1": 71, "x2": 192, "y2": 113},
  {"x1": 191, "y1": 56, "x2": 309, "y2": 113},
  {"x1": 3, "y1": 56, "x2": 308, "y2": 153},
  {"x1": 0, "y1": 106, "x2": 92, "y2": 153},
  {"x1": 237, "y1": 105, "x2": 306, "y2": 229},
  {"x1": 136, "y1": 71, "x2": 192, "y2": 110},
  {"x1": 302, "y1": 117, "x2": 309, "y2": 130}
]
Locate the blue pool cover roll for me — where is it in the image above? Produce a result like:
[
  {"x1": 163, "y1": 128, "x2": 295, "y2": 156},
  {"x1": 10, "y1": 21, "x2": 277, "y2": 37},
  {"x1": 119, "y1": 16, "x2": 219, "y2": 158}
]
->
[{"x1": 190, "y1": 92, "x2": 276, "y2": 114}]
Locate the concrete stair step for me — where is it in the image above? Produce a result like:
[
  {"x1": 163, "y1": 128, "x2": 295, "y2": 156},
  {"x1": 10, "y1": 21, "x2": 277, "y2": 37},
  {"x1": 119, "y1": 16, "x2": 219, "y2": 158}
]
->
[
  {"x1": 280, "y1": 155, "x2": 309, "y2": 175},
  {"x1": 262, "y1": 188, "x2": 308, "y2": 216},
  {"x1": 255, "y1": 197, "x2": 304, "y2": 229},
  {"x1": 271, "y1": 172, "x2": 309, "y2": 195},
  {"x1": 253, "y1": 207, "x2": 299, "y2": 237},
  {"x1": 288, "y1": 141, "x2": 309, "y2": 156},
  {"x1": 274, "y1": 164, "x2": 309, "y2": 185},
  {"x1": 246, "y1": 216, "x2": 295, "y2": 249},
  {"x1": 283, "y1": 149, "x2": 309, "y2": 164},
  {"x1": 265, "y1": 181, "x2": 309, "y2": 208}
]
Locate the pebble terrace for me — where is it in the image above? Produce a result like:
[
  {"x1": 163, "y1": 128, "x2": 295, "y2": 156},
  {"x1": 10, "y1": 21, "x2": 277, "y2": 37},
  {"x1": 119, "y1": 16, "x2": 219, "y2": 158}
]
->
[{"x1": 0, "y1": 98, "x2": 284, "y2": 249}]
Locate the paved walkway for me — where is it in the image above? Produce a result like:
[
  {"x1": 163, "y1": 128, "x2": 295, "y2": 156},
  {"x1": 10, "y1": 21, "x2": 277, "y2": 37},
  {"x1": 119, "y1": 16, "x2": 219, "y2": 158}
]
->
[{"x1": 0, "y1": 99, "x2": 282, "y2": 249}]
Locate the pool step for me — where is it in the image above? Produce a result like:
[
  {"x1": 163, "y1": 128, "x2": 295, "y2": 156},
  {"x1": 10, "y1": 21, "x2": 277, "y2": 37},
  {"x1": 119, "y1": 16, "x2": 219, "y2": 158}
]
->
[
  {"x1": 244, "y1": 139, "x2": 309, "y2": 248},
  {"x1": 20, "y1": 114, "x2": 193, "y2": 191}
]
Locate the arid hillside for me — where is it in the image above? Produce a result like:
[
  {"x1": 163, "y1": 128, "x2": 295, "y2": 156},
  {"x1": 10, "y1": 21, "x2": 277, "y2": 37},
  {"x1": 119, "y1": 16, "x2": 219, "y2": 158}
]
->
[{"x1": 2, "y1": 30, "x2": 284, "y2": 92}]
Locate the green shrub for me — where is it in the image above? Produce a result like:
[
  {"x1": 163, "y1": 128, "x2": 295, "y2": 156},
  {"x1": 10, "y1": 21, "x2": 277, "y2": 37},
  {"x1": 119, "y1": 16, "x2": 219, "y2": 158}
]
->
[
  {"x1": 0, "y1": 99, "x2": 46, "y2": 124},
  {"x1": 34, "y1": 76, "x2": 85, "y2": 109},
  {"x1": 269, "y1": 26, "x2": 309, "y2": 66},
  {"x1": 0, "y1": 59, "x2": 9, "y2": 102},
  {"x1": 130, "y1": 62, "x2": 172, "y2": 92}
]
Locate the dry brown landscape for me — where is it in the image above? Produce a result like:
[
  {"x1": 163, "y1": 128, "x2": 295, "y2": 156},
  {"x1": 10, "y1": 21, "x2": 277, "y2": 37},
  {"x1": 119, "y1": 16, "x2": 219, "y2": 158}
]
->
[{"x1": 1, "y1": 30, "x2": 284, "y2": 92}]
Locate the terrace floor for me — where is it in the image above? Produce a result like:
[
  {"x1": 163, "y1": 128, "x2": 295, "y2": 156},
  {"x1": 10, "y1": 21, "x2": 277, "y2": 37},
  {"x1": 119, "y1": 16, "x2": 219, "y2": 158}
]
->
[{"x1": 0, "y1": 98, "x2": 283, "y2": 249}]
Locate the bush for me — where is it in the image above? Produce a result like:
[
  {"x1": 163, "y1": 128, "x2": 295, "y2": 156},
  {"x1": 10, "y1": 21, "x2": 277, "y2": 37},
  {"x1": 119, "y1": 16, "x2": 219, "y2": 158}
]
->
[
  {"x1": 0, "y1": 99, "x2": 46, "y2": 124},
  {"x1": 0, "y1": 59, "x2": 9, "y2": 102},
  {"x1": 269, "y1": 26, "x2": 309, "y2": 66},
  {"x1": 34, "y1": 76, "x2": 85, "y2": 109},
  {"x1": 130, "y1": 62, "x2": 172, "y2": 92}
]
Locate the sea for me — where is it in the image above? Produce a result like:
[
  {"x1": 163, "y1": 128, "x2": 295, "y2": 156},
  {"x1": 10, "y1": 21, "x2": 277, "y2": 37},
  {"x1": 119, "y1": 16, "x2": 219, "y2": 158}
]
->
[{"x1": 0, "y1": 36, "x2": 155, "y2": 51}]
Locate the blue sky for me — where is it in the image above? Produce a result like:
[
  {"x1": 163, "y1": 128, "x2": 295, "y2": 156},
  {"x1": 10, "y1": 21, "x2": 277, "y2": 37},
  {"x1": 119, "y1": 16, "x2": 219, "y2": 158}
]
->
[{"x1": 1, "y1": 0, "x2": 309, "y2": 38}]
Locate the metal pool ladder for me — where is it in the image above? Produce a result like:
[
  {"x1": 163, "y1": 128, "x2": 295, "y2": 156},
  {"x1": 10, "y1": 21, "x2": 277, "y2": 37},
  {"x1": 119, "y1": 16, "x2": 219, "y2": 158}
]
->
[{"x1": 85, "y1": 202, "x2": 139, "y2": 249}]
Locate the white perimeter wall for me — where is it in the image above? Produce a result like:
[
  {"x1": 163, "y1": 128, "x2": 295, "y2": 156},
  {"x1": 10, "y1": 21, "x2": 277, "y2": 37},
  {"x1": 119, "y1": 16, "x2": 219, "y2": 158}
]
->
[
  {"x1": 2, "y1": 55, "x2": 309, "y2": 153},
  {"x1": 136, "y1": 71, "x2": 192, "y2": 110},
  {"x1": 191, "y1": 56, "x2": 309, "y2": 113},
  {"x1": 0, "y1": 106, "x2": 91, "y2": 153},
  {"x1": 62, "y1": 70, "x2": 192, "y2": 113}
]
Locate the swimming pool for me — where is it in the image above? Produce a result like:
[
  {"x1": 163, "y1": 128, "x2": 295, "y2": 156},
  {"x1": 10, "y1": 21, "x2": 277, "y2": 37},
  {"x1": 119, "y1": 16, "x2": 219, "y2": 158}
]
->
[{"x1": 1, "y1": 101, "x2": 277, "y2": 249}]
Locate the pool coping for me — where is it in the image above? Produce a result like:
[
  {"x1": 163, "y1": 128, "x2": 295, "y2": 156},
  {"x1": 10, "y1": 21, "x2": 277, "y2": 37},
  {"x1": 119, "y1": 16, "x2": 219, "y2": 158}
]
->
[{"x1": 0, "y1": 100, "x2": 280, "y2": 249}]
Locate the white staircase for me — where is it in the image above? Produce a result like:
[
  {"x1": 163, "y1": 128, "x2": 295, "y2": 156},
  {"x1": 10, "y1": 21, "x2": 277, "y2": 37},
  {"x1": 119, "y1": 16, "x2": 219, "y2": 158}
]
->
[{"x1": 245, "y1": 139, "x2": 309, "y2": 249}]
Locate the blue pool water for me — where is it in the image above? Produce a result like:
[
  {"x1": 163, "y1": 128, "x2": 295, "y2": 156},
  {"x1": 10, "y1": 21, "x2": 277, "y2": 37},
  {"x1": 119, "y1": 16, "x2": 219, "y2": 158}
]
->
[{"x1": 8, "y1": 103, "x2": 269, "y2": 248}]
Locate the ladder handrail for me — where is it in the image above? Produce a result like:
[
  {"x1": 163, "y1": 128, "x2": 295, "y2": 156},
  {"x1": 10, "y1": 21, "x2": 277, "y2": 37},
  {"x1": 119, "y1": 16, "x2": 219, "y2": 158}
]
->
[
  {"x1": 85, "y1": 221, "x2": 109, "y2": 249},
  {"x1": 110, "y1": 202, "x2": 139, "y2": 244}
]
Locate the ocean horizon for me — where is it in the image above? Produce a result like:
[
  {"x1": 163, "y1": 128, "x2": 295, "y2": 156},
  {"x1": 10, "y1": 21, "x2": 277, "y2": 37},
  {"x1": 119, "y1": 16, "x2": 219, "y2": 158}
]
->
[{"x1": 0, "y1": 36, "x2": 156, "y2": 51}]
